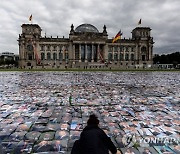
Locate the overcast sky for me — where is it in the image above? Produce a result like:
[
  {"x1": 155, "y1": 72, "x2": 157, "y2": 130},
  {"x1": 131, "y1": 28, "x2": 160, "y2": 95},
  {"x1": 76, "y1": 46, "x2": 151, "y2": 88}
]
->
[{"x1": 0, "y1": 0, "x2": 180, "y2": 55}]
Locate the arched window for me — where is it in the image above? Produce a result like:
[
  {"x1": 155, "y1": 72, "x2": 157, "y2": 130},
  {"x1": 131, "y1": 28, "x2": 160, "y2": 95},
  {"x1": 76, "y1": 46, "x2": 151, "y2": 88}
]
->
[
  {"x1": 65, "y1": 53, "x2": 69, "y2": 60},
  {"x1": 119, "y1": 53, "x2": 124, "y2": 61},
  {"x1": 126, "y1": 47, "x2": 129, "y2": 52},
  {"x1": 125, "y1": 53, "x2": 129, "y2": 61},
  {"x1": 131, "y1": 54, "x2": 134, "y2": 61},
  {"x1": 47, "y1": 52, "x2": 51, "y2": 60},
  {"x1": 114, "y1": 53, "x2": 118, "y2": 61},
  {"x1": 59, "y1": 52, "x2": 63, "y2": 61},
  {"x1": 108, "y1": 53, "x2": 112, "y2": 61},
  {"x1": 41, "y1": 53, "x2": 45, "y2": 60},
  {"x1": 53, "y1": 53, "x2": 57, "y2": 60}
]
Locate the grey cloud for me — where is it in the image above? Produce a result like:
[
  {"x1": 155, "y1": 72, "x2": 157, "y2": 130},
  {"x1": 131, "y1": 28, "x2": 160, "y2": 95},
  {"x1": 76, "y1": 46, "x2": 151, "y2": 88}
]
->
[{"x1": 0, "y1": 0, "x2": 180, "y2": 54}]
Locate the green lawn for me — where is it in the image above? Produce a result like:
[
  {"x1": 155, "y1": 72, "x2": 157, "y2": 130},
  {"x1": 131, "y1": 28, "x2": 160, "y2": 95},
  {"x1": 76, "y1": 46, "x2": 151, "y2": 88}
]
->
[{"x1": 0, "y1": 68, "x2": 180, "y2": 72}]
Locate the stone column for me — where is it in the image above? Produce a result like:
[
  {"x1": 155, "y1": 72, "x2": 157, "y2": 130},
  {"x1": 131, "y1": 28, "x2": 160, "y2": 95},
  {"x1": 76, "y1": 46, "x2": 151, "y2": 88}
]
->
[
  {"x1": 62, "y1": 50, "x2": 64, "y2": 61},
  {"x1": 73, "y1": 44, "x2": 75, "y2": 61},
  {"x1": 79, "y1": 44, "x2": 81, "y2": 62},
  {"x1": 123, "y1": 47, "x2": 125, "y2": 61},
  {"x1": 135, "y1": 45, "x2": 138, "y2": 61},
  {"x1": 33, "y1": 44, "x2": 36, "y2": 60},
  {"x1": 102, "y1": 45, "x2": 104, "y2": 62},
  {"x1": 91, "y1": 44, "x2": 94, "y2": 62},
  {"x1": 112, "y1": 46, "x2": 114, "y2": 61},
  {"x1": 149, "y1": 45, "x2": 152, "y2": 61},
  {"x1": 19, "y1": 43, "x2": 22, "y2": 60},
  {"x1": 85, "y1": 43, "x2": 88, "y2": 62},
  {"x1": 22, "y1": 43, "x2": 25, "y2": 60},
  {"x1": 97, "y1": 44, "x2": 100, "y2": 62}
]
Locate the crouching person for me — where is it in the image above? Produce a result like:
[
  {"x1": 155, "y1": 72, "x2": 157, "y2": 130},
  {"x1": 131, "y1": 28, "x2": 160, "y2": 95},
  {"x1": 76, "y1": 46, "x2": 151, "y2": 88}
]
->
[{"x1": 71, "y1": 114, "x2": 117, "y2": 154}]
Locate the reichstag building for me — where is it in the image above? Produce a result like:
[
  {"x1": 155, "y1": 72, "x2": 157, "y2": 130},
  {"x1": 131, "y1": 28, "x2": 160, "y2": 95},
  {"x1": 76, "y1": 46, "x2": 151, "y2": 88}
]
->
[{"x1": 18, "y1": 23, "x2": 154, "y2": 69}]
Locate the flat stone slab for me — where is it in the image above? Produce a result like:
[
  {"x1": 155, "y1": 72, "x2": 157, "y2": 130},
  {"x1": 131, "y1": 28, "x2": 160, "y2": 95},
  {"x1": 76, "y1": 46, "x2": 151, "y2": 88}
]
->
[{"x1": 0, "y1": 72, "x2": 179, "y2": 153}]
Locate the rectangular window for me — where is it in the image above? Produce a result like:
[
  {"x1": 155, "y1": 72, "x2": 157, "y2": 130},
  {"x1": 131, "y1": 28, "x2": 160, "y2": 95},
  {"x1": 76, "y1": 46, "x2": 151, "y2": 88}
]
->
[
  {"x1": 108, "y1": 46, "x2": 113, "y2": 52},
  {"x1": 47, "y1": 45, "x2": 50, "y2": 51},
  {"x1": 28, "y1": 54, "x2": 33, "y2": 60},
  {"x1": 142, "y1": 55, "x2": 146, "y2": 61},
  {"x1": 108, "y1": 53, "x2": 112, "y2": 61},
  {"x1": 65, "y1": 45, "x2": 69, "y2": 51},
  {"x1": 119, "y1": 46, "x2": 123, "y2": 52},
  {"x1": 132, "y1": 47, "x2": 134, "y2": 52},
  {"x1": 59, "y1": 45, "x2": 62, "y2": 51},
  {"x1": 114, "y1": 46, "x2": 118, "y2": 52},
  {"x1": 40, "y1": 45, "x2": 44, "y2": 51}
]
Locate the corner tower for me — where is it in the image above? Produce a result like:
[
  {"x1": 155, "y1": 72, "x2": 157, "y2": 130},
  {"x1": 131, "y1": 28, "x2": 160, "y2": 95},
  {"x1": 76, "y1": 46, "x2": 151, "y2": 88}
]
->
[
  {"x1": 18, "y1": 24, "x2": 42, "y2": 68},
  {"x1": 132, "y1": 27, "x2": 154, "y2": 66}
]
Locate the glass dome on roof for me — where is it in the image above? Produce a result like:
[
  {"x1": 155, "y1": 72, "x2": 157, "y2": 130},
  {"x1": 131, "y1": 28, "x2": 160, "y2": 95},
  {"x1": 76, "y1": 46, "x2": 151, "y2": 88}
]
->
[{"x1": 75, "y1": 24, "x2": 99, "y2": 33}]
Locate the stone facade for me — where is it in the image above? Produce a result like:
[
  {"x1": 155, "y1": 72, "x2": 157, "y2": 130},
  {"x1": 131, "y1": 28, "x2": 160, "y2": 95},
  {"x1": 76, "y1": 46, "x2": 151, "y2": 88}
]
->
[{"x1": 18, "y1": 23, "x2": 154, "y2": 69}]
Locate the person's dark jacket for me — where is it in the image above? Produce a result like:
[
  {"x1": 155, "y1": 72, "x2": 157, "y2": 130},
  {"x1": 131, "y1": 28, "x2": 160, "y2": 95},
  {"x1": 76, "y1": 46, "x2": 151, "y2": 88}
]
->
[{"x1": 71, "y1": 125, "x2": 117, "y2": 154}]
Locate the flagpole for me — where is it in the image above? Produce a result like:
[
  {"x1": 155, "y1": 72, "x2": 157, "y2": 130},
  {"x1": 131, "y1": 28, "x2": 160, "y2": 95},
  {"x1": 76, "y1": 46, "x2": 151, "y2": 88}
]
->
[{"x1": 31, "y1": 15, "x2": 33, "y2": 24}]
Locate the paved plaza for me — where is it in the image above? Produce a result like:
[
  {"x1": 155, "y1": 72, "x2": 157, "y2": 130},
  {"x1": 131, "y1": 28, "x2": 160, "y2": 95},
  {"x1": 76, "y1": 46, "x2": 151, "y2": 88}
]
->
[{"x1": 0, "y1": 72, "x2": 179, "y2": 153}]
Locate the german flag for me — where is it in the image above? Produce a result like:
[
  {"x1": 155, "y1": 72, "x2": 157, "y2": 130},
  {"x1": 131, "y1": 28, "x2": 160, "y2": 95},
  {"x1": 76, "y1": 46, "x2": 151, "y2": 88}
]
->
[
  {"x1": 112, "y1": 30, "x2": 122, "y2": 43},
  {"x1": 29, "y1": 14, "x2": 32, "y2": 21}
]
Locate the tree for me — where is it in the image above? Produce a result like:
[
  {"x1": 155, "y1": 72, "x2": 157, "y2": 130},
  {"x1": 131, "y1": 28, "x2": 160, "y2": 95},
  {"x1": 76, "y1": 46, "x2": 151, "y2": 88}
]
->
[{"x1": 153, "y1": 52, "x2": 180, "y2": 66}]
